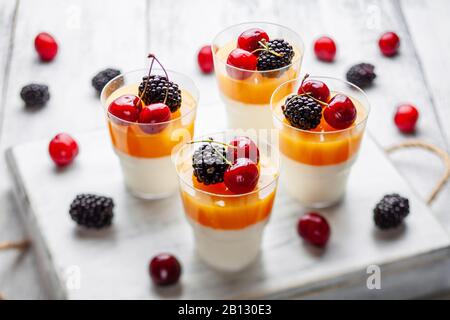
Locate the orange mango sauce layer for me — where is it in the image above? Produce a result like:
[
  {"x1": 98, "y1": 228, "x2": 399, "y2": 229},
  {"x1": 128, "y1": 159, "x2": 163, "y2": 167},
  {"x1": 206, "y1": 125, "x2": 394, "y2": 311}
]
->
[
  {"x1": 214, "y1": 41, "x2": 301, "y2": 105},
  {"x1": 178, "y1": 157, "x2": 278, "y2": 230},
  {"x1": 274, "y1": 93, "x2": 367, "y2": 166},
  {"x1": 105, "y1": 84, "x2": 196, "y2": 158}
]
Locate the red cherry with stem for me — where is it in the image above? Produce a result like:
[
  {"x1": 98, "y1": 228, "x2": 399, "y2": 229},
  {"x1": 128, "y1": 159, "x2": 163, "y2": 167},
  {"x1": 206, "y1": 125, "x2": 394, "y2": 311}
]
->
[
  {"x1": 379, "y1": 32, "x2": 400, "y2": 57},
  {"x1": 48, "y1": 133, "x2": 79, "y2": 167},
  {"x1": 224, "y1": 158, "x2": 259, "y2": 194},
  {"x1": 197, "y1": 45, "x2": 214, "y2": 74},
  {"x1": 297, "y1": 212, "x2": 330, "y2": 247},
  {"x1": 324, "y1": 94, "x2": 357, "y2": 130},
  {"x1": 149, "y1": 253, "x2": 182, "y2": 286},
  {"x1": 138, "y1": 103, "x2": 171, "y2": 134},
  {"x1": 314, "y1": 36, "x2": 336, "y2": 62},
  {"x1": 226, "y1": 136, "x2": 260, "y2": 164},
  {"x1": 108, "y1": 94, "x2": 141, "y2": 123},
  {"x1": 298, "y1": 79, "x2": 331, "y2": 103},
  {"x1": 34, "y1": 32, "x2": 58, "y2": 62},
  {"x1": 237, "y1": 28, "x2": 269, "y2": 53},
  {"x1": 226, "y1": 48, "x2": 257, "y2": 80},
  {"x1": 394, "y1": 104, "x2": 419, "y2": 134}
]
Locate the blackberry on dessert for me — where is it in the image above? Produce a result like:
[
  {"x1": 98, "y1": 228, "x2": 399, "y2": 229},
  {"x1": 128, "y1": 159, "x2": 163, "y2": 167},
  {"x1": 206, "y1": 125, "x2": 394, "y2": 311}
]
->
[
  {"x1": 256, "y1": 39, "x2": 294, "y2": 76},
  {"x1": 138, "y1": 74, "x2": 182, "y2": 113},
  {"x1": 192, "y1": 142, "x2": 229, "y2": 185},
  {"x1": 20, "y1": 84, "x2": 50, "y2": 107},
  {"x1": 69, "y1": 194, "x2": 114, "y2": 229},
  {"x1": 346, "y1": 63, "x2": 376, "y2": 88},
  {"x1": 373, "y1": 193, "x2": 409, "y2": 230},
  {"x1": 282, "y1": 95, "x2": 323, "y2": 130},
  {"x1": 92, "y1": 68, "x2": 121, "y2": 94}
]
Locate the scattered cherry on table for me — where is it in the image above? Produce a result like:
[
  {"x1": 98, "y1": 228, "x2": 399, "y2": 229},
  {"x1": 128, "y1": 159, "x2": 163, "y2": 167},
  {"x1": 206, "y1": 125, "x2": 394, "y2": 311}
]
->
[
  {"x1": 394, "y1": 104, "x2": 419, "y2": 134},
  {"x1": 313, "y1": 36, "x2": 336, "y2": 62},
  {"x1": 48, "y1": 133, "x2": 79, "y2": 167},
  {"x1": 379, "y1": 31, "x2": 400, "y2": 57},
  {"x1": 149, "y1": 253, "x2": 182, "y2": 286},
  {"x1": 297, "y1": 212, "x2": 330, "y2": 247},
  {"x1": 197, "y1": 45, "x2": 214, "y2": 74},
  {"x1": 34, "y1": 32, "x2": 58, "y2": 62}
]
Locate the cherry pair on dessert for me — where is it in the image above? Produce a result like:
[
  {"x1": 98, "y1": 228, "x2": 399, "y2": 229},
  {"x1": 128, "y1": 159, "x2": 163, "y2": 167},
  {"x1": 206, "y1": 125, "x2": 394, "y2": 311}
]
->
[
  {"x1": 284, "y1": 75, "x2": 357, "y2": 131},
  {"x1": 192, "y1": 136, "x2": 260, "y2": 194},
  {"x1": 226, "y1": 28, "x2": 294, "y2": 79}
]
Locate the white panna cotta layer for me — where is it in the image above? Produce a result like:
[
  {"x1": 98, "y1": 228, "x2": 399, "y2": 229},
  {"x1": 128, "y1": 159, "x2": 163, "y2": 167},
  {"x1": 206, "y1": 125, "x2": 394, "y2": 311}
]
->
[
  {"x1": 222, "y1": 95, "x2": 274, "y2": 130},
  {"x1": 188, "y1": 216, "x2": 267, "y2": 272},
  {"x1": 115, "y1": 149, "x2": 178, "y2": 199},
  {"x1": 281, "y1": 154, "x2": 355, "y2": 208}
]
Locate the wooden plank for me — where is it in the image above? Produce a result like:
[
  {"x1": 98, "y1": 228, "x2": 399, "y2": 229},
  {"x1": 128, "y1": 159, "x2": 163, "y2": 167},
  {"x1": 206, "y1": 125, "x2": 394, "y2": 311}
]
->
[{"x1": 0, "y1": 0, "x2": 148, "y2": 299}]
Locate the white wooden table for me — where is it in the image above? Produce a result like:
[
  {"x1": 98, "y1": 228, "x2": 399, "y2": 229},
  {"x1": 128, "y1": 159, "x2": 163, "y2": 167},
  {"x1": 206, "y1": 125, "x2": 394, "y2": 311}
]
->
[{"x1": 0, "y1": 0, "x2": 449, "y2": 299}]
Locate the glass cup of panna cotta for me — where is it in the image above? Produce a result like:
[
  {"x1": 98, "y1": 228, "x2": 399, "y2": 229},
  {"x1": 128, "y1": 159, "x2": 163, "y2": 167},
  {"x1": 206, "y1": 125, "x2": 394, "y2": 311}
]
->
[
  {"x1": 271, "y1": 75, "x2": 370, "y2": 208},
  {"x1": 212, "y1": 22, "x2": 304, "y2": 130},
  {"x1": 175, "y1": 132, "x2": 280, "y2": 271},
  {"x1": 101, "y1": 62, "x2": 199, "y2": 199}
]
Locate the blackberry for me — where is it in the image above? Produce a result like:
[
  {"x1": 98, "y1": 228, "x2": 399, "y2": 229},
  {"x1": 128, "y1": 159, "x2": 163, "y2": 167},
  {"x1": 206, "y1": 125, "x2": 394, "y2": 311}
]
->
[
  {"x1": 373, "y1": 193, "x2": 409, "y2": 230},
  {"x1": 192, "y1": 143, "x2": 229, "y2": 185},
  {"x1": 257, "y1": 39, "x2": 294, "y2": 77},
  {"x1": 69, "y1": 194, "x2": 114, "y2": 229},
  {"x1": 282, "y1": 95, "x2": 323, "y2": 130},
  {"x1": 20, "y1": 84, "x2": 50, "y2": 107},
  {"x1": 91, "y1": 68, "x2": 121, "y2": 94},
  {"x1": 138, "y1": 75, "x2": 182, "y2": 113},
  {"x1": 346, "y1": 63, "x2": 376, "y2": 88}
]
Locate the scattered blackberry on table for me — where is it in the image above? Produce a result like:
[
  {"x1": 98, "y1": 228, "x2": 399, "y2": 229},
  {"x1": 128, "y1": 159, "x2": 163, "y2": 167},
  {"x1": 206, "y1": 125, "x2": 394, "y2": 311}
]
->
[
  {"x1": 373, "y1": 193, "x2": 409, "y2": 230},
  {"x1": 257, "y1": 39, "x2": 294, "y2": 77},
  {"x1": 138, "y1": 75, "x2": 182, "y2": 113},
  {"x1": 20, "y1": 84, "x2": 50, "y2": 107},
  {"x1": 193, "y1": 142, "x2": 229, "y2": 185},
  {"x1": 69, "y1": 194, "x2": 114, "y2": 229},
  {"x1": 346, "y1": 63, "x2": 376, "y2": 88},
  {"x1": 91, "y1": 68, "x2": 121, "y2": 94},
  {"x1": 282, "y1": 95, "x2": 323, "y2": 130}
]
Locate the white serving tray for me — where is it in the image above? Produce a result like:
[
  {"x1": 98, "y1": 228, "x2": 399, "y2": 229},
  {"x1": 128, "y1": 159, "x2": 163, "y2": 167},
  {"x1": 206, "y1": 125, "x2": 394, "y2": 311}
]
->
[{"x1": 6, "y1": 126, "x2": 450, "y2": 299}]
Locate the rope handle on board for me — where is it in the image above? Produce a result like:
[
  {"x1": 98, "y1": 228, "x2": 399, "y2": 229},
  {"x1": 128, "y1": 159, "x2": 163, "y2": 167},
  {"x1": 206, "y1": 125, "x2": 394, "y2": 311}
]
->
[{"x1": 385, "y1": 140, "x2": 450, "y2": 205}]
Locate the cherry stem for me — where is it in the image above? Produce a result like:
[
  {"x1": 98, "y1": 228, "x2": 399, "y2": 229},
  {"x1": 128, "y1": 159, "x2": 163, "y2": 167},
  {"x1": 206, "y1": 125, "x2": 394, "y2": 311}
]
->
[
  {"x1": 187, "y1": 139, "x2": 237, "y2": 149},
  {"x1": 298, "y1": 73, "x2": 329, "y2": 107},
  {"x1": 137, "y1": 53, "x2": 171, "y2": 107},
  {"x1": 251, "y1": 40, "x2": 283, "y2": 57}
]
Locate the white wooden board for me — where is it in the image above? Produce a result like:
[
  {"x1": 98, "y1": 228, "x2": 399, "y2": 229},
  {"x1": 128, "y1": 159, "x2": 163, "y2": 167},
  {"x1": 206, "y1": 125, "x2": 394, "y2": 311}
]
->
[{"x1": 6, "y1": 123, "x2": 450, "y2": 299}]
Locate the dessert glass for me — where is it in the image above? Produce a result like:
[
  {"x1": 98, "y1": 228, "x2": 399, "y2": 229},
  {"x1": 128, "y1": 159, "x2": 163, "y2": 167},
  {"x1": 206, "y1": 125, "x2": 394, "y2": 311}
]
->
[
  {"x1": 101, "y1": 69, "x2": 199, "y2": 199},
  {"x1": 175, "y1": 132, "x2": 280, "y2": 271},
  {"x1": 271, "y1": 76, "x2": 370, "y2": 208},
  {"x1": 212, "y1": 22, "x2": 304, "y2": 130}
]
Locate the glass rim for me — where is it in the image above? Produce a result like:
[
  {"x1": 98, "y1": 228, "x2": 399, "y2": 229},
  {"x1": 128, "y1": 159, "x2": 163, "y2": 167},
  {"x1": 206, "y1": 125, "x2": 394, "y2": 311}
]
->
[
  {"x1": 100, "y1": 68, "x2": 199, "y2": 127},
  {"x1": 271, "y1": 75, "x2": 371, "y2": 134},
  {"x1": 211, "y1": 21, "x2": 304, "y2": 75},
  {"x1": 175, "y1": 131, "x2": 280, "y2": 198}
]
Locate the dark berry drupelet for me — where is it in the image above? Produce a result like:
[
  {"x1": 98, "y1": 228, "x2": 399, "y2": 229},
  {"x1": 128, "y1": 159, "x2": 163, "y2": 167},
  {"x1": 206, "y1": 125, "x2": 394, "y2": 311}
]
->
[
  {"x1": 346, "y1": 63, "x2": 376, "y2": 88},
  {"x1": 193, "y1": 143, "x2": 229, "y2": 185},
  {"x1": 257, "y1": 39, "x2": 294, "y2": 77},
  {"x1": 138, "y1": 75, "x2": 182, "y2": 113},
  {"x1": 282, "y1": 95, "x2": 323, "y2": 130},
  {"x1": 373, "y1": 193, "x2": 409, "y2": 230},
  {"x1": 69, "y1": 194, "x2": 114, "y2": 229},
  {"x1": 91, "y1": 68, "x2": 121, "y2": 94},
  {"x1": 20, "y1": 84, "x2": 50, "y2": 107}
]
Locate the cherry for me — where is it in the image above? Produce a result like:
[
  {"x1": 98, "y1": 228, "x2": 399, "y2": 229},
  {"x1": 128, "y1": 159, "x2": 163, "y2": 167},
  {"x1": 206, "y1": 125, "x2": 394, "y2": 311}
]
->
[
  {"x1": 379, "y1": 32, "x2": 400, "y2": 57},
  {"x1": 323, "y1": 94, "x2": 357, "y2": 130},
  {"x1": 314, "y1": 36, "x2": 336, "y2": 62},
  {"x1": 298, "y1": 79, "x2": 331, "y2": 103},
  {"x1": 224, "y1": 158, "x2": 259, "y2": 194},
  {"x1": 149, "y1": 253, "x2": 182, "y2": 286},
  {"x1": 297, "y1": 212, "x2": 330, "y2": 247},
  {"x1": 237, "y1": 28, "x2": 269, "y2": 53},
  {"x1": 394, "y1": 104, "x2": 419, "y2": 134},
  {"x1": 197, "y1": 45, "x2": 214, "y2": 74},
  {"x1": 138, "y1": 103, "x2": 171, "y2": 134},
  {"x1": 34, "y1": 32, "x2": 58, "y2": 62},
  {"x1": 108, "y1": 94, "x2": 141, "y2": 123},
  {"x1": 226, "y1": 136, "x2": 260, "y2": 164},
  {"x1": 226, "y1": 48, "x2": 257, "y2": 80},
  {"x1": 48, "y1": 133, "x2": 79, "y2": 167}
]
